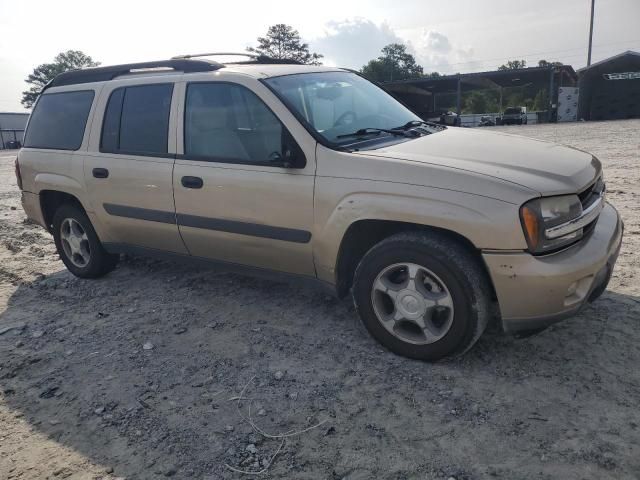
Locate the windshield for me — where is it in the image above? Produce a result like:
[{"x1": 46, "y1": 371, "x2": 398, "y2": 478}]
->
[
  {"x1": 264, "y1": 71, "x2": 425, "y2": 146},
  {"x1": 504, "y1": 107, "x2": 522, "y2": 114}
]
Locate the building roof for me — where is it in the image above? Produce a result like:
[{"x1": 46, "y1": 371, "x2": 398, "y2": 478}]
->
[
  {"x1": 577, "y1": 50, "x2": 640, "y2": 73},
  {"x1": 384, "y1": 65, "x2": 577, "y2": 95}
]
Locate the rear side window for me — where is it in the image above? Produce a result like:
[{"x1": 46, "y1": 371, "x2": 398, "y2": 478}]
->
[
  {"x1": 100, "y1": 84, "x2": 173, "y2": 155},
  {"x1": 24, "y1": 91, "x2": 94, "y2": 150}
]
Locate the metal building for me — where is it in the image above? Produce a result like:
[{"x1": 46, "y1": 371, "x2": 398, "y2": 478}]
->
[
  {"x1": 383, "y1": 65, "x2": 578, "y2": 126},
  {"x1": 577, "y1": 51, "x2": 640, "y2": 121},
  {"x1": 0, "y1": 112, "x2": 29, "y2": 149}
]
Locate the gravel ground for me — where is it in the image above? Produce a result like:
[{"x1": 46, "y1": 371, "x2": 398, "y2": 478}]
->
[{"x1": 0, "y1": 120, "x2": 639, "y2": 480}]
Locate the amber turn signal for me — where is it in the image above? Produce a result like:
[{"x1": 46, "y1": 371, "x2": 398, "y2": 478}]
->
[{"x1": 520, "y1": 205, "x2": 540, "y2": 251}]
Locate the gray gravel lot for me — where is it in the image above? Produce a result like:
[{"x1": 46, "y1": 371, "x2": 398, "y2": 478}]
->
[{"x1": 0, "y1": 120, "x2": 639, "y2": 480}]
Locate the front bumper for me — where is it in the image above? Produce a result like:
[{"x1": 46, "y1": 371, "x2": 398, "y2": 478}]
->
[{"x1": 483, "y1": 203, "x2": 623, "y2": 332}]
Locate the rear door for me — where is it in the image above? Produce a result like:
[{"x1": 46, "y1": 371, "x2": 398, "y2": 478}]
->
[
  {"x1": 84, "y1": 79, "x2": 187, "y2": 254},
  {"x1": 172, "y1": 76, "x2": 316, "y2": 276}
]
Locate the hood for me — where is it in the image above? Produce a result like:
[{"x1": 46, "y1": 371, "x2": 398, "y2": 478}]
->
[{"x1": 357, "y1": 127, "x2": 600, "y2": 195}]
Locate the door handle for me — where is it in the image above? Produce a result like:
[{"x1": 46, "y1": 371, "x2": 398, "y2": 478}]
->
[
  {"x1": 181, "y1": 176, "x2": 203, "y2": 189},
  {"x1": 92, "y1": 168, "x2": 109, "y2": 179}
]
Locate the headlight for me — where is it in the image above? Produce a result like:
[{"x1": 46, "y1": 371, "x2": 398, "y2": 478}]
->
[{"x1": 520, "y1": 195, "x2": 584, "y2": 254}]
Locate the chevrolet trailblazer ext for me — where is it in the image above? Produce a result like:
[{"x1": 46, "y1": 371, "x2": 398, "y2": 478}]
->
[{"x1": 16, "y1": 54, "x2": 623, "y2": 360}]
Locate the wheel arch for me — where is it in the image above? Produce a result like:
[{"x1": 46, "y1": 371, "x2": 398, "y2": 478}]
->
[
  {"x1": 40, "y1": 190, "x2": 87, "y2": 233},
  {"x1": 334, "y1": 219, "x2": 497, "y2": 303}
]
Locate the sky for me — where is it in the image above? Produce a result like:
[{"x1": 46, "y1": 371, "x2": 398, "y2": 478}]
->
[{"x1": 0, "y1": 0, "x2": 638, "y2": 112}]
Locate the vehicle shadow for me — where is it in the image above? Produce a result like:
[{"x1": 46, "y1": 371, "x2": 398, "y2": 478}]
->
[{"x1": 1, "y1": 257, "x2": 640, "y2": 479}]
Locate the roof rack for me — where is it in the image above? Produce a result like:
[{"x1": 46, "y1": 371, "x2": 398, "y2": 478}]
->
[
  {"x1": 171, "y1": 52, "x2": 302, "y2": 65},
  {"x1": 172, "y1": 52, "x2": 257, "y2": 60},
  {"x1": 43, "y1": 54, "x2": 303, "y2": 92},
  {"x1": 44, "y1": 59, "x2": 223, "y2": 89}
]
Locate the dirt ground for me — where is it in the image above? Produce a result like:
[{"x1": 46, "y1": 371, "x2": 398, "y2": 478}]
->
[{"x1": 0, "y1": 120, "x2": 639, "y2": 480}]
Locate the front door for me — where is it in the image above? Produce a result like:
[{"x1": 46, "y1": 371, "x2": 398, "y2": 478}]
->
[
  {"x1": 172, "y1": 78, "x2": 316, "y2": 276},
  {"x1": 85, "y1": 81, "x2": 187, "y2": 254}
]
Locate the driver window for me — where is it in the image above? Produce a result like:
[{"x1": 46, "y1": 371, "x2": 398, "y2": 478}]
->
[{"x1": 184, "y1": 82, "x2": 288, "y2": 165}]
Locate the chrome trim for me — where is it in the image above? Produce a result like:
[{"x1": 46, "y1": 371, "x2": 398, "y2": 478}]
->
[{"x1": 545, "y1": 195, "x2": 605, "y2": 240}]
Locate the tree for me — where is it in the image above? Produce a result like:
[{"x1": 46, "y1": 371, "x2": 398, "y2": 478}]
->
[
  {"x1": 21, "y1": 50, "x2": 100, "y2": 109},
  {"x1": 533, "y1": 88, "x2": 549, "y2": 110},
  {"x1": 538, "y1": 59, "x2": 563, "y2": 68},
  {"x1": 248, "y1": 24, "x2": 322, "y2": 65},
  {"x1": 498, "y1": 59, "x2": 527, "y2": 71},
  {"x1": 360, "y1": 43, "x2": 424, "y2": 82},
  {"x1": 464, "y1": 91, "x2": 488, "y2": 114}
]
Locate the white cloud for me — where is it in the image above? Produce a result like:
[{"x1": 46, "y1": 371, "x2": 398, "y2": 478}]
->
[
  {"x1": 312, "y1": 22, "x2": 477, "y2": 75},
  {"x1": 311, "y1": 18, "x2": 404, "y2": 69},
  {"x1": 415, "y1": 29, "x2": 475, "y2": 74},
  {"x1": 423, "y1": 31, "x2": 452, "y2": 54}
]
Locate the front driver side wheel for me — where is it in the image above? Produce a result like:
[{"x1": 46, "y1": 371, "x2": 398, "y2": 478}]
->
[
  {"x1": 52, "y1": 204, "x2": 118, "y2": 278},
  {"x1": 352, "y1": 231, "x2": 491, "y2": 361}
]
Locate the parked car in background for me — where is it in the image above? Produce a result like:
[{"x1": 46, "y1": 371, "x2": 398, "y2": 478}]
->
[
  {"x1": 16, "y1": 55, "x2": 622, "y2": 361},
  {"x1": 478, "y1": 115, "x2": 496, "y2": 127},
  {"x1": 501, "y1": 106, "x2": 528, "y2": 125},
  {"x1": 439, "y1": 110, "x2": 461, "y2": 126}
]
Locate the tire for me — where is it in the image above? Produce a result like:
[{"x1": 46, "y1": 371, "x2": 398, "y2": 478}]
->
[
  {"x1": 352, "y1": 231, "x2": 491, "y2": 361},
  {"x1": 52, "y1": 203, "x2": 118, "y2": 278}
]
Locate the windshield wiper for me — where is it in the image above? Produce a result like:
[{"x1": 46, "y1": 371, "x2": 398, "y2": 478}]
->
[
  {"x1": 395, "y1": 120, "x2": 445, "y2": 131},
  {"x1": 336, "y1": 127, "x2": 410, "y2": 139}
]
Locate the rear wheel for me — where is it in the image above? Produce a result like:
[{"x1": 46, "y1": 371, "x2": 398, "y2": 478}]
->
[
  {"x1": 352, "y1": 232, "x2": 491, "y2": 361},
  {"x1": 52, "y1": 204, "x2": 118, "y2": 278}
]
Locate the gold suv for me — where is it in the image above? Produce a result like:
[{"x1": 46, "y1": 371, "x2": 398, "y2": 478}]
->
[{"x1": 16, "y1": 54, "x2": 623, "y2": 360}]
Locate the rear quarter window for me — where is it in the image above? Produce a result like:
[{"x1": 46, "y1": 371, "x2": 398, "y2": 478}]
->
[{"x1": 24, "y1": 90, "x2": 95, "y2": 150}]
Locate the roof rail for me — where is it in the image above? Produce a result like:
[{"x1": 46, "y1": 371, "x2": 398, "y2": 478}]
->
[
  {"x1": 45, "y1": 59, "x2": 223, "y2": 89},
  {"x1": 171, "y1": 52, "x2": 257, "y2": 60},
  {"x1": 171, "y1": 52, "x2": 302, "y2": 65}
]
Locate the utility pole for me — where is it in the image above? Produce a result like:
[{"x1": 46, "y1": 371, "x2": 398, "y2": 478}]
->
[{"x1": 587, "y1": 0, "x2": 595, "y2": 66}]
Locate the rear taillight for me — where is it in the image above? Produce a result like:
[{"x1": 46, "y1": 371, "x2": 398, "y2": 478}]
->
[{"x1": 15, "y1": 157, "x2": 23, "y2": 190}]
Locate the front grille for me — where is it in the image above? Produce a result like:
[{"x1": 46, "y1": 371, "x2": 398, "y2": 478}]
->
[
  {"x1": 582, "y1": 217, "x2": 599, "y2": 237},
  {"x1": 578, "y1": 182, "x2": 595, "y2": 204},
  {"x1": 574, "y1": 175, "x2": 606, "y2": 243},
  {"x1": 578, "y1": 175, "x2": 605, "y2": 210}
]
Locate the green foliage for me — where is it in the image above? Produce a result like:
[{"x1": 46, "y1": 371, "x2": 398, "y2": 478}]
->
[
  {"x1": 463, "y1": 90, "x2": 499, "y2": 114},
  {"x1": 21, "y1": 50, "x2": 100, "y2": 109},
  {"x1": 360, "y1": 43, "x2": 423, "y2": 82},
  {"x1": 248, "y1": 24, "x2": 323, "y2": 65},
  {"x1": 538, "y1": 59, "x2": 563, "y2": 68},
  {"x1": 498, "y1": 59, "x2": 527, "y2": 71},
  {"x1": 533, "y1": 88, "x2": 549, "y2": 110}
]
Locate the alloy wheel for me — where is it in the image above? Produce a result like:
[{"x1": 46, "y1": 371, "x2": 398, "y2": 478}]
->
[
  {"x1": 371, "y1": 262, "x2": 454, "y2": 345},
  {"x1": 60, "y1": 218, "x2": 91, "y2": 268}
]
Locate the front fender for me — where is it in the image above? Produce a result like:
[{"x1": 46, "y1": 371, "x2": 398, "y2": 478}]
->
[{"x1": 312, "y1": 178, "x2": 528, "y2": 285}]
